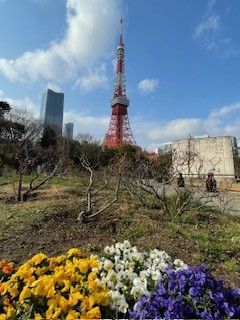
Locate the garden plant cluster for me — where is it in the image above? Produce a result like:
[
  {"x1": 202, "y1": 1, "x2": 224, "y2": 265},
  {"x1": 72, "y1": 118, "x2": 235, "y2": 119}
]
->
[{"x1": 0, "y1": 241, "x2": 240, "y2": 319}]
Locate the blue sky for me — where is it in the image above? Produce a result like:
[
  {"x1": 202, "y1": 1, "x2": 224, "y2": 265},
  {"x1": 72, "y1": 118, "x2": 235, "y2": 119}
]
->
[{"x1": 0, "y1": 0, "x2": 240, "y2": 151}]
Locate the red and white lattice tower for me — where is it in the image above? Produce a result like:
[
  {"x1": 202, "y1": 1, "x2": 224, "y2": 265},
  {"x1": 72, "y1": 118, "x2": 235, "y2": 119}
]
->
[{"x1": 103, "y1": 19, "x2": 137, "y2": 148}]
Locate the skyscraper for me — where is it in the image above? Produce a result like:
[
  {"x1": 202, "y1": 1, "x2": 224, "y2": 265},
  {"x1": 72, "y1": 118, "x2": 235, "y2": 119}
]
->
[
  {"x1": 64, "y1": 122, "x2": 74, "y2": 140},
  {"x1": 40, "y1": 89, "x2": 64, "y2": 135}
]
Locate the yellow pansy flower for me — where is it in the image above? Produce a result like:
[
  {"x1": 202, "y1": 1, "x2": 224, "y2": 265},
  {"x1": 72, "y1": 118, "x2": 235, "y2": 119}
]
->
[
  {"x1": 88, "y1": 271, "x2": 97, "y2": 282},
  {"x1": 85, "y1": 306, "x2": 101, "y2": 319},
  {"x1": 60, "y1": 279, "x2": 71, "y2": 293},
  {"x1": 19, "y1": 285, "x2": 31, "y2": 304},
  {"x1": 34, "y1": 266, "x2": 49, "y2": 277},
  {"x1": 65, "y1": 260, "x2": 76, "y2": 275},
  {"x1": 0, "y1": 248, "x2": 113, "y2": 320},
  {"x1": 67, "y1": 248, "x2": 82, "y2": 257},
  {"x1": 30, "y1": 253, "x2": 48, "y2": 265},
  {"x1": 0, "y1": 314, "x2": 7, "y2": 320},
  {"x1": 78, "y1": 260, "x2": 89, "y2": 274},
  {"x1": 46, "y1": 306, "x2": 61, "y2": 320},
  {"x1": 95, "y1": 290, "x2": 110, "y2": 307},
  {"x1": 8, "y1": 283, "x2": 19, "y2": 298},
  {"x1": 18, "y1": 266, "x2": 35, "y2": 280},
  {"x1": 5, "y1": 306, "x2": 15, "y2": 319},
  {"x1": 31, "y1": 276, "x2": 55, "y2": 298},
  {"x1": 88, "y1": 279, "x2": 99, "y2": 292},
  {"x1": 58, "y1": 295, "x2": 69, "y2": 313},
  {"x1": 34, "y1": 313, "x2": 43, "y2": 320},
  {"x1": 47, "y1": 298, "x2": 58, "y2": 309},
  {"x1": 82, "y1": 295, "x2": 95, "y2": 310},
  {"x1": 68, "y1": 291, "x2": 83, "y2": 307},
  {"x1": 66, "y1": 310, "x2": 80, "y2": 320},
  {"x1": 26, "y1": 275, "x2": 36, "y2": 286},
  {"x1": 89, "y1": 256, "x2": 99, "y2": 270},
  {"x1": 0, "y1": 282, "x2": 8, "y2": 295},
  {"x1": 54, "y1": 270, "x2": 66, "y2": 283},
  {"x1": 45, "y1": 284, "x2": 56, "y2": 299},
  {"x1": 70, "y1": 272, "x2": 83, "y2": 283}
]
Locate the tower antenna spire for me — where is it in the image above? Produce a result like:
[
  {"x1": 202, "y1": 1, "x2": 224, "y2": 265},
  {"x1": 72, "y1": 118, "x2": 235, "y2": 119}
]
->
[
  {"x1": 102, "y1": 17, "x2": 137, "y2": 148},
  {"x1": 120, "y1": 17, "x2": 123, "y2": 45}
]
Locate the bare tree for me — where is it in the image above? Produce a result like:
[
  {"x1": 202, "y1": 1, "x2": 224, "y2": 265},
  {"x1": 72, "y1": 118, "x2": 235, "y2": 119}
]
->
[
  {"x1": 77, "y1": 155, "x2": 124, "y2": 222},
  {"x1": 74, "y1": 132, "x2": 96, "y2": 144},
  {"x1": 121, "y1": 153, "x2": 176, "y2": 214},
  {"x1": 14, "y1": 139, "x2": 68, "y2": 202},
  {"x1": 207, "y1": 179, "x2": 236, "y2": 214},
  {"x1": 121, "y1": 143, "x2": 236, "y2": 217},
  {"x1": 4, "y1": 108, "x2": 69, "y2": 201}
]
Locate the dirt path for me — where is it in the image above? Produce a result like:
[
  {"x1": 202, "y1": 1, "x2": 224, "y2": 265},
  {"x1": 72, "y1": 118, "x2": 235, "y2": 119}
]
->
[{"x1": 211, "y1": 183, "x2": 240, "y2": 215}]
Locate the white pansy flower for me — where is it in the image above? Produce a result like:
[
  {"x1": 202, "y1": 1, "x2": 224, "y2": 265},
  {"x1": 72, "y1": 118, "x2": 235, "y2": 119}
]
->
[
  {"x1": 132, "y1": 277, "x2": 142, "y2": 287},
  {"x1": 123, "y1": 240, "x2": 131, "y2": 248},
  {"x1": 99, "y1": 241, "x2": 187, "y2": 316},
  {"x1": 151, "y1": 270, "x2": 161, "y2": 281},
  {"x1": 106, "y1": 280, "x2": 115, "y2": 289},
  {"x1": 115, "y1": 281, "x2": 124, "y2": 289},
  {"x1": 173, "y1": 258, "x2": 188, "y2": 270},
  {"x1": 103, "y1": 259, "x2": 114, "y2": 271},
  {"x1": 118, "y1": 300, "x2": 129, "y2": 314},
  {"x1": 106, "y1": 269, "x2": 117, "y2": 282},
  {"x1": 92, "y1": 267, "x2": 99, "y2": 274},
  {"x1": 100, "y1": 276, "x2": 107, "y2": 285},
  {"x1": 109, "y1": 290, "x2": 122, "y2": 304}
]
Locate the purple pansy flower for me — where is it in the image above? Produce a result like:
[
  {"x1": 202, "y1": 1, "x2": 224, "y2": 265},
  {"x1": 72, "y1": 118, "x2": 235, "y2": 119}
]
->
[{"x1": 130, "y1": 265, "x2": 240, "y2": 320}]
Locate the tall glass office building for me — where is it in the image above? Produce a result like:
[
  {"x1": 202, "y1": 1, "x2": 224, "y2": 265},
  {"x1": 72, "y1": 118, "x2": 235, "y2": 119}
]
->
[
  {"x1": 40, "y1": 89, "x2": 64, "y2": 135},
  {"x1": 64, "y1": 122, "x2": 74, "y2": 140}
]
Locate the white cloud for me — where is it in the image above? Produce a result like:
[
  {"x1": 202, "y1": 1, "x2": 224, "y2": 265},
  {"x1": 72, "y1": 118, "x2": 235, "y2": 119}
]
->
[
  {"x1": 207, "y1": 0, "x2": 217, "y2": 13},
  {"x1": 194, "y1": 1, "x2": 238, "y2": 57},
  {"x1": 130, "y1": 101, "x2": 240, "y2": 150},
  {"x1": 195, "y1": 14, "x2": 220, "y2": 38},
  {"x1": 63, "y1": 110, "x2": 109, "y2": 139},
  {"x1": 0, "y1": 0, "x2": 121, "y2": 90},
  {"x1": 0, "y1": 89, "x2": 4, "y2": 97},
  {"x1": 204, "y1": 102, "x2": 240, "y2": 136},
  {"x1": 4, "y1": 97, "x2": 40, "y2": 118},
  {"x1": 138, "y1": 78, "x2": 159, "y2": 94},
  {"x1": 209, "y1": 102, "x2": 240, "y2": 118},
  {"x1": 148, "y1": 119, "x2": 203, "y2": 141},
  {"x1": 74, "y1": 65, "x2": 109, "y2": 92},
  {"x1": 45, "y1": 83, "x2": 62, "y2": 93}
]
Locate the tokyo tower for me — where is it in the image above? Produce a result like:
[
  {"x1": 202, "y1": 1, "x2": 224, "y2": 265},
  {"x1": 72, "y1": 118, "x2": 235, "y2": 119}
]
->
[{"x1": 103, "y1": 19, "x2": 137, "y2": 148}]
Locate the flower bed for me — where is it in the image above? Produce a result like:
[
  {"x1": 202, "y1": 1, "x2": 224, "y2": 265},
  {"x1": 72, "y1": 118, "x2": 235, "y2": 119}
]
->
[
  {"x1": 0, "y1": 249, "x2": 109, "y2": 319},
  {"x1": 0, "y1": 241, "x2": 239, "y2": 319},
  {"x1": 130, "y1": 264, "x2": 240, "y2": 319}
]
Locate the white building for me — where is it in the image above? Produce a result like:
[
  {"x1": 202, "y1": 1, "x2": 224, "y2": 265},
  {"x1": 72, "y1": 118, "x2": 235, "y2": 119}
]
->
[{"x1": 171, "y1": 136, "x2": 236, "y2": 180}]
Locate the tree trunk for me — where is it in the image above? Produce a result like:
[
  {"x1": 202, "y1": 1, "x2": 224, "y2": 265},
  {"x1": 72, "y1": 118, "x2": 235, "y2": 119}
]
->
[{"x1": 17, "y1": 171, "x2": 23, "y2": 201}]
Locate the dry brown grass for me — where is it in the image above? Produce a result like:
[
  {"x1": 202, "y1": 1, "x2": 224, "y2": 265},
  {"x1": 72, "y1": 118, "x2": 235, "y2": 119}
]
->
[{"x1": 0, "y1": 175, "x2": 240, "y2": 288}]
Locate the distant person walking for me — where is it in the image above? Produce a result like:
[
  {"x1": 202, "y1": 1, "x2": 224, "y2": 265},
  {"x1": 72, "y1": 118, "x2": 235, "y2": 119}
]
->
[
  {"x1": 177, "y1": 172, "x2": 185, "y2": 187},
  {"x1": 206, "y1": 173, "x2": 217, "y2": 192}
]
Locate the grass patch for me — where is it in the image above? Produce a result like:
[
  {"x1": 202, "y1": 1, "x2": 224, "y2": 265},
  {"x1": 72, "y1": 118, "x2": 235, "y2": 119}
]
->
[{"x1": 0, "y1": 174, "x2": 240, "y2": 288}]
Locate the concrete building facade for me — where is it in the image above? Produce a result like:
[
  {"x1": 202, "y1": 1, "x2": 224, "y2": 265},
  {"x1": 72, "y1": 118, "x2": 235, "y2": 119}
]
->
[{"x1": 172, "y1": 136, "x2": 236, "y2": 180}]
